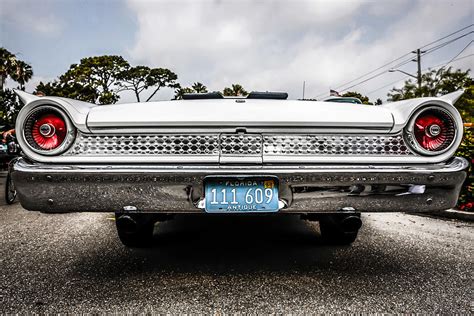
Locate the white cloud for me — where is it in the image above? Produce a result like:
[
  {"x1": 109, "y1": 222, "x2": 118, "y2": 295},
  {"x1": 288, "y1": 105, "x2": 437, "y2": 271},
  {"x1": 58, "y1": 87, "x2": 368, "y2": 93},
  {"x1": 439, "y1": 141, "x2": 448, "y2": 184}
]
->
[
  {"x1": 130, "y1": 0, "x2": 473, "y2": 102},
  {"x1": 5, "y1": 75, "x2": 55, "y2": 93},
  {"x1": 0, "y1": 0, "x2": 63, "y2": 36}
]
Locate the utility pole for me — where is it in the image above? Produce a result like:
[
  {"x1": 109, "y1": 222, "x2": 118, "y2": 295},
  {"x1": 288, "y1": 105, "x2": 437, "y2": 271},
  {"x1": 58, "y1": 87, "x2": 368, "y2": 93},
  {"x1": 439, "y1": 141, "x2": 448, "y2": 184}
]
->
[
  {"x1": 302, "y1": 81, "x2": 306, "y2": 100},
  {"x1": 415, "y1": 49, "x2": 422, "y2": 91},
  {"x1": 390, "y1": 48, "x2": 425, "y2": 94},
  {"x1": 412, "y1": 49, "x2": 424, "y2": 95}
]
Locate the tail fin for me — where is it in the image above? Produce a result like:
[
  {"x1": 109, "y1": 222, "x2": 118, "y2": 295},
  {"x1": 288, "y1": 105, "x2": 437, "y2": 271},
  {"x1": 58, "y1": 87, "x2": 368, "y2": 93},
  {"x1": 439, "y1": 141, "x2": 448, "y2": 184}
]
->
[
  {"x1": 13, "y1": 89, "x2": 41, "y2": 104},
  {"x1": 439, "y1": 90, "x2": 464, "y2": 105}
]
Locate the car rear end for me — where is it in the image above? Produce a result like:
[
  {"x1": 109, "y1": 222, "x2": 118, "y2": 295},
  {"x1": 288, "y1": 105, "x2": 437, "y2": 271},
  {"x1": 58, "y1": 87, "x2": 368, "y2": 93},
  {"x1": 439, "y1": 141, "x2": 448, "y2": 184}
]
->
[{"x1": 11, "y1": 90, "x2": 468, "y2": 246}]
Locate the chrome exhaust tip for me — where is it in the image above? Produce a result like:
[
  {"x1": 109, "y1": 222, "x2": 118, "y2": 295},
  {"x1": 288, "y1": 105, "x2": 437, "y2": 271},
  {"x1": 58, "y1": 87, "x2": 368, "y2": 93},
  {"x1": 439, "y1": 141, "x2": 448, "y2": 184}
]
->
[
  {"x1": 116, "y1": 214, "x2": 138, "y2": 234},
  {"x1": 341, "y1": 215, "x2": 362, "y2": 233}
]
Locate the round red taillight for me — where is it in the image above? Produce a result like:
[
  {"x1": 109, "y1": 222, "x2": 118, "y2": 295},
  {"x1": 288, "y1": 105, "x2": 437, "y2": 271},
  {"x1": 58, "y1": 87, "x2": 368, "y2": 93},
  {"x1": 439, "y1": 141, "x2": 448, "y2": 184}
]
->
[
  {"x1": 23, "y1": 106, "x2": 75, "y2": 155},
  {"x1": 31, "y1": 113, "x2": 67, "y2": 150},
  {"x1": 410, "y1": 108, "x2": 456, "y2": 154}
]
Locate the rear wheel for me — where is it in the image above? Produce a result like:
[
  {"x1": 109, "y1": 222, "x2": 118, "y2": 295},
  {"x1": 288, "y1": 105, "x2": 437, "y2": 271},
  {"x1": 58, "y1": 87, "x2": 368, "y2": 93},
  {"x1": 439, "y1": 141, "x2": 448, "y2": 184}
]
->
[
  {"x1": 319, "y1": 213, "x2": 362, "y2": 245},
  {"x1": 115, "y1": 213, "x2": 156, "y2": 247}
]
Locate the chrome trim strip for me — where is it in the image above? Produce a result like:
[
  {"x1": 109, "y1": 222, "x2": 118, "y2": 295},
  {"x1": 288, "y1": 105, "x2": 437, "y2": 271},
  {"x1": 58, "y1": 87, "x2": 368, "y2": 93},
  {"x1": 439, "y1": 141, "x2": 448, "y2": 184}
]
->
[{"x1": 13, "y1": 156, "x2": 468, "y2": 174}]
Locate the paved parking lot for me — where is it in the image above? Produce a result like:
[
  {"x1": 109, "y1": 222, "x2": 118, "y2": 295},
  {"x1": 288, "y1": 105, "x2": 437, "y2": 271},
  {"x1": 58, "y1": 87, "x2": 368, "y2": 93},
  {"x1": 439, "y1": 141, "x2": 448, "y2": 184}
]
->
[{"x1": 1, "y1": 187, "x2": 473, "y2": 313}]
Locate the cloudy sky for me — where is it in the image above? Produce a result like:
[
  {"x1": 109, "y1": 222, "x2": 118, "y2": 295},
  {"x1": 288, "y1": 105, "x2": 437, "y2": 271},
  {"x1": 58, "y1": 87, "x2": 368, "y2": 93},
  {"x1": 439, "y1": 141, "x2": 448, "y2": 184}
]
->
[{"x1": 1, "y1": 0, "x2": 473, "y2": 103}]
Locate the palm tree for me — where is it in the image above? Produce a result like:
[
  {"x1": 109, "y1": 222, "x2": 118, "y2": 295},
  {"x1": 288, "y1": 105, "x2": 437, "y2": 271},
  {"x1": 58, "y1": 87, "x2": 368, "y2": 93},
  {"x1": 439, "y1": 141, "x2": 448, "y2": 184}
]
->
[
  {"x1": 174, "y1": 86, "x2": 195, "y2": 100},
  {"x1": 10, "y1": 60, "x2": 33, "y2": 90},
  {"x1": 223, "y1": 84, "x2": 248, "y2": 96},
  {"x1": 0, "y1": 48, "x2": 18, "y2": 91},
  {"x1": 191, "y1": 82, "x2": 208, "y2": 93},
  {"x1": 0, "y1": 47, "x2": 33, "y2": 91}
]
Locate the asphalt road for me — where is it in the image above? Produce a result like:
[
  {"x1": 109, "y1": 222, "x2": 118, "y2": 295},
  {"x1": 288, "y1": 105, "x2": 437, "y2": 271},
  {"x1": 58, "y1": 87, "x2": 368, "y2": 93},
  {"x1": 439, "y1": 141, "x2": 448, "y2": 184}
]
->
[{"x1": 1, "y1": 189, "x2": 473, "y2": 313}]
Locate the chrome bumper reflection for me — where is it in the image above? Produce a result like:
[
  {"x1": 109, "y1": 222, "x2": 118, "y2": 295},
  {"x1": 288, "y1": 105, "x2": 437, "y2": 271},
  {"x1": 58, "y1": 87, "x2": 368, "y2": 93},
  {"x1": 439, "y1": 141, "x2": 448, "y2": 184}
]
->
[{"x1": 12, "y1": 157, "x2": 468, "y2": 213}]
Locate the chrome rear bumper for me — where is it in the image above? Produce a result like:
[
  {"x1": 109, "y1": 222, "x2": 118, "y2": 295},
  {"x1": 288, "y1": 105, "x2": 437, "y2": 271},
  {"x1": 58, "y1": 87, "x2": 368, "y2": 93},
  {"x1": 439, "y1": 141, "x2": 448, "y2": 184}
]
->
[{"x1": 12, "y1": 157, "x2": 468, "y2": 213}]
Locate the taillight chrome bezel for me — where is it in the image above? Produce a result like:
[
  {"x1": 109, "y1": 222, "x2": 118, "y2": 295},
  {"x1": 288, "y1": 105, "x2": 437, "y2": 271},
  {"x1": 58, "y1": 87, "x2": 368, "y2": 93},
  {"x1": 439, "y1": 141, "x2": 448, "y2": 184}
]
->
[
  {"x1": 404, "y1": 105, "x2": 458, "y2": 156},
  {"x1": 21, "y1": 105, "x2": 76, "y2": 156}
]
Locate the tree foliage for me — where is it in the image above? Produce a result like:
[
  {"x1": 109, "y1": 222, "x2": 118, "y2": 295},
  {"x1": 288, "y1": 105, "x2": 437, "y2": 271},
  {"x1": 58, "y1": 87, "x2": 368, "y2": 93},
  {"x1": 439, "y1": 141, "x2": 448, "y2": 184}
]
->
[
  {"x1": 0, "y1": 89, "x2": 20, "y2": 126},
  {"x1": 223, "y1": 84, "x2": 248, "y2": 97},
  {"x1": 59, "y1": 55, "x2": 129, "y2": 104},
  {"x1": 35, "y1": 55, "x2": 179, "y2": 104},
  {"x1": 191, "y1": 82, "x2": 208, "y2": 93},
  {"x1": 173, "y1": 82, "x2": 208, "y2": 99},
  {"x1": 117, "y1": 66, "x2": 179, "y2": 102},
  {"x1": 387, "y1": 67, "x2": 473, "y2": 122},
  {"x1": 36, "y1": 80, "x2": 98, "y2": 103},
  {"x1": 341, "y1": 91, "x2": 371, "y2": 104},
  {"x1": 174, "y1": 86, "x2": 195, "y2": 100},
  {"x1": 0, "y1": 47, "x2": 34, "y2": 125}
]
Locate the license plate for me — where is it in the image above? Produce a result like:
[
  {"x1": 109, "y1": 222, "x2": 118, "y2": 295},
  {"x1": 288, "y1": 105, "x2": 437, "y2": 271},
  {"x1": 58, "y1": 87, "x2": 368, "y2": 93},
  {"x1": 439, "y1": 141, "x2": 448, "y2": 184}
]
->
[{"x1": 204, "y1": 177, "x2": 279, "y2": 213}]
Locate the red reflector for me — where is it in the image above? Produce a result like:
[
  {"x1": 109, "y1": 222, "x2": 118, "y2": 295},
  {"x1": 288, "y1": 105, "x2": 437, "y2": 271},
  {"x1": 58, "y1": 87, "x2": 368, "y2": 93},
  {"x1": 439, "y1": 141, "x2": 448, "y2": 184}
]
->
[
  {"x1": 31, "y1": 114, "x2": 67, "y2": 150},
  {"x1": 413, "y1": 113, "x2": 448, "y2": 151}
]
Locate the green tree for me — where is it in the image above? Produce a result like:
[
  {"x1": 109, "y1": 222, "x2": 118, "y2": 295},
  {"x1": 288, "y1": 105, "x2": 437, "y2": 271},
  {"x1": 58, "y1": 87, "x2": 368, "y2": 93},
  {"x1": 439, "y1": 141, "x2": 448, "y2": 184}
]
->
[
  {"x1": 35, "y1": 80, "x2": 98, "y2": 103},
  {"x1": 341, "y1": 91, "x2": 371, "y2": 104},
  {"x1": 60, "y1": 55, "x2": 130, "y2": 104},
  {"x1": 116, "y1": 65, "x2": 150, "y2": 102},
  {"x1": 0, "y1": 47, "x2": 34, "y2": 125},
  {"x1": 0, "y1": 47, "x2": 18, "y2": 90},
  {"x1": 143, "y1": 68, "x2": 179, "y2": 102},
  {"x1": 117, "y1": 66, "x2": 179, "y2": 102},
  {"x1": 455, "y1": 84, "x2": 473, "y2": 122},
  {"x1": 191, "y1": 82, "x2": 208, "y2": 93},
  {"x1": 0, "y1": 89, "x2": 20, "y2": 125},
  {"x1": 387, "y1": 67, "x2": 473, "y2": 122},
  {"x1": 223, "y1": 84, "x2": 248, "y2": 96},
  {"x1": 9, "y1": 60, "x2": 33, "y2": 90},
  {"x1": 374, "y1": 98, "x2": 383, "y2": 105},
  {"x1": 174, "y1": 86, "x2": 195, "y2": 100}
]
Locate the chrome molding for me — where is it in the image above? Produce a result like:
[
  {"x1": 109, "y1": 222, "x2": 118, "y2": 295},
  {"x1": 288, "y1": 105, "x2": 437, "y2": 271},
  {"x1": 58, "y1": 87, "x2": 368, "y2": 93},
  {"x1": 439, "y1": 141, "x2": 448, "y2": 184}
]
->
[
  {"x1": 263, "y1": 134, "x2": 413, "y2": 156},
  {"x1": 63, "y1": 132, "x2": 415, "y2": 162},
  {"x1": 67, "y1": 134, "x2": 220, "y2": 156}
]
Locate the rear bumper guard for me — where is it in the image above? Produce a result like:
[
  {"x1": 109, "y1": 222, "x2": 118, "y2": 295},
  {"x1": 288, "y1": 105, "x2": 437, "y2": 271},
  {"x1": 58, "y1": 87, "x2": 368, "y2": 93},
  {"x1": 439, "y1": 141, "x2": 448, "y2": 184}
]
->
[{"x1": 12, "y1": 157, "x2": 468, "y2": 213}]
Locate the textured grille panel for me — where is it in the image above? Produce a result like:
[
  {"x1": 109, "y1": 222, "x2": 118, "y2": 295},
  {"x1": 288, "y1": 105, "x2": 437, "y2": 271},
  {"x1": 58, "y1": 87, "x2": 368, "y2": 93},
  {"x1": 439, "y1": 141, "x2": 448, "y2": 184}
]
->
[
  {"x1": 68, "y1": 134, "x2": 219, "y2": 156},
  {"x1": 67, "y1": 133, "x2": 415, "y2": 157},
  {"x1": 263, "y1": 134, "x2": 414, "y2": 156},
  {"x1": 220, "y1": 134, "x2": 262, "y2": 155}
]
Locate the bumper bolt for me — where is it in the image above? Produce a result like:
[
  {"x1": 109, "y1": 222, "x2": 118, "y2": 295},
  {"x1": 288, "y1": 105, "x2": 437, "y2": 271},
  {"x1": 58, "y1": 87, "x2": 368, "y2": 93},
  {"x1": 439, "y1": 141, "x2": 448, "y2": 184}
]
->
[
  {"x1": 426, "y1": 198, "x2": 433, "y2": 205},
  {"x1": 428, "y1": 175, "x2": 435, "y2": 181},
  {"x1": 47, "y1": 199, "x2": 54, "y2": 205}
]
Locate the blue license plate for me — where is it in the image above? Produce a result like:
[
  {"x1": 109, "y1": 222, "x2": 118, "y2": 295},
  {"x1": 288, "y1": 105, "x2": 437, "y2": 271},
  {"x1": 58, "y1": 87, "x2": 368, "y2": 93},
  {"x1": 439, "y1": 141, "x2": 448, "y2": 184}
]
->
[{"x1": 204, "y1": 177, "x2": 279, "y2": 213}]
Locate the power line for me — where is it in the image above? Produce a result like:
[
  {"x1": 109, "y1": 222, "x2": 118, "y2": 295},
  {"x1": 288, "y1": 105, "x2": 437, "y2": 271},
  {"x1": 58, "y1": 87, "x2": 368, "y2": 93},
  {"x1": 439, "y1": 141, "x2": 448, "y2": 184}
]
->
[
  {"x1": 431, "y1": 53, "x2": 473, "y2": 69},
  {"x1": 440, "y1": 40, "x2": 473, "y2": 67},
  {"x1": 423, "y1": 31, "x2": 473, "y2": 54},
  {"x1": 376, "y1": 32, "x2": 473, "y2": 73},
  {"x1": 317, "y1": 32, "x2": 472, "y2": 98},
  {"x1": 313, "y1": 53, "x2": 413, "y2": 99},
  {"x1": 314, "y1": 24, "x2": 473, "y2": 98},
  {"x1": 365, "y1": 53, "x2": 473, "y2": 96},
  {"x1": 419, "y1": 23, "x2": 473, "y2": 49}
]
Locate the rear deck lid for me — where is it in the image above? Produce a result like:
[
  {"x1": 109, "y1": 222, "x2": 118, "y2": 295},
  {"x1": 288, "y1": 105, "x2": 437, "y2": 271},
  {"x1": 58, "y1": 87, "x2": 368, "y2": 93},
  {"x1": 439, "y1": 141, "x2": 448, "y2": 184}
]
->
[{"x1": 87, "y1": 99, "x2": 394, "y2": 131}]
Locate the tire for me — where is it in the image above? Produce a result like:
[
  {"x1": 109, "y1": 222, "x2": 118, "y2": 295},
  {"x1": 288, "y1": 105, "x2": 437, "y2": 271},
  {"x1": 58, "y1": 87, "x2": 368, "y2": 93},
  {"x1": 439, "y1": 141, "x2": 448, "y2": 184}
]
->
[
  {"x1": 319, "y1": 213, "x2": 361, "y2": 245},
  {"x1": 115, "y1": 213, "x2": 156, "y2": 247},
  {"x1": 5, "y1": 172, "x2": 16, "y2": 205}
]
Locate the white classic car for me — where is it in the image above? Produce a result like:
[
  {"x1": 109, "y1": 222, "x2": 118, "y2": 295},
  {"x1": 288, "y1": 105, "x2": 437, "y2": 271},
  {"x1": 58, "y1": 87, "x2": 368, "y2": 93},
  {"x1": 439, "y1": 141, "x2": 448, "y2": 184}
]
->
[{"x1": 12, "y1": 90, "x2": 468, "y2": 247}]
